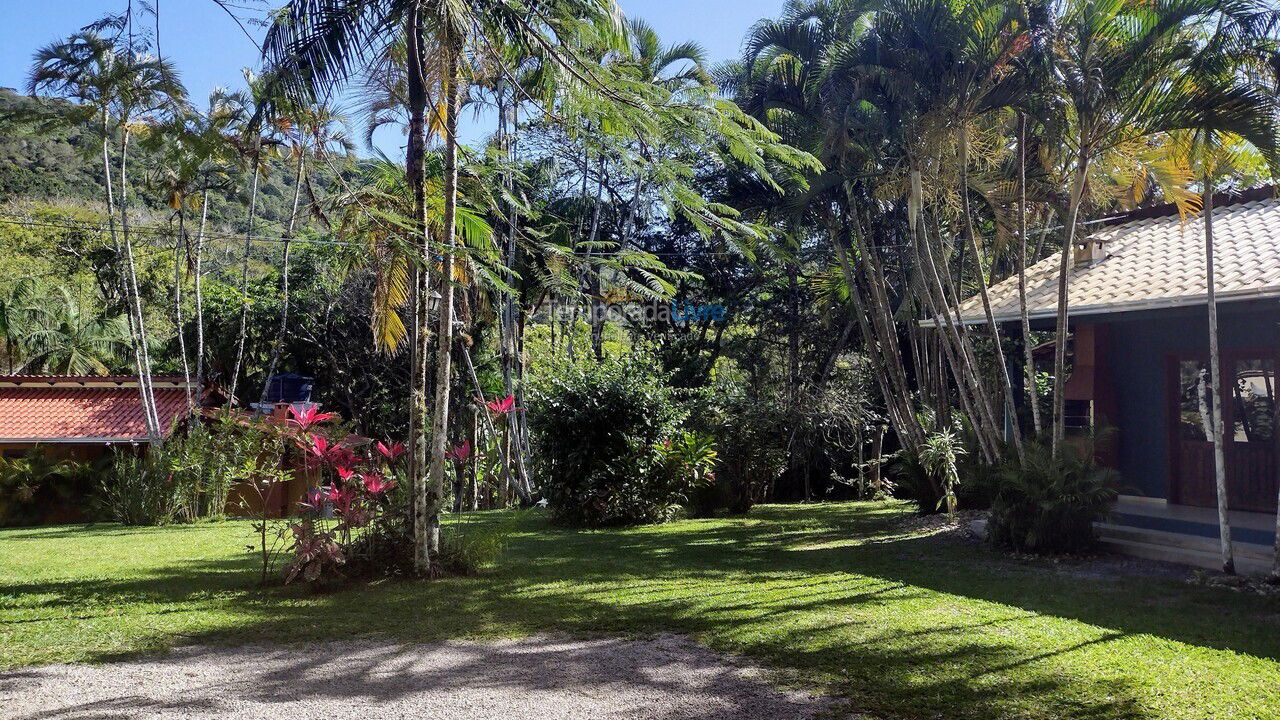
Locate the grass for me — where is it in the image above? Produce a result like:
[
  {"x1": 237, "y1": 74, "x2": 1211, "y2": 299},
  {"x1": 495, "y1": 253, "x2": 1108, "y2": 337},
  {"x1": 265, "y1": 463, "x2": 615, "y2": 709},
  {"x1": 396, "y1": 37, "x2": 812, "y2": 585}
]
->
[{"x1": 3, "y1": 502, "x2": 1280, "y2": 719}]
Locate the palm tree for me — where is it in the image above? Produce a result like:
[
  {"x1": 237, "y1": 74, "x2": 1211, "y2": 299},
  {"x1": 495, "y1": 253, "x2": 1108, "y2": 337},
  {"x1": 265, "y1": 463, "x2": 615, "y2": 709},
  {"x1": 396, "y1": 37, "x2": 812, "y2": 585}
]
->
[
  {"x1": 21, "y1": 286, "x2": 131, "y2": 376},
  {"x1": 1046, "y1": 0, "x2": 1233, "y2": 455},
  {"x1": 146, "y1": 102, "x2": 235, "y2": 407},
  {"x1": 0, "y1": 280, "x2": 38, "y2": 374},
  {"x1": 260, "y1": 101, "x2": 355, "y2": 405},
  {"x1": 189, "y1": 89, "x2": 243, "y2": 404},
  {"x1": 1178, "y1": 9, "x2": 1280, "y2": 573},
  {"x1": 28, "y1": 28, "x2": 186, "y2": 441},
  {"x1": 224, "y1": 70, "x2": 286, "y2": 404},
  {"x1": 264, "y1": 0, "x2": 626, "y2": 574},
  {"x1": 734, "y1": 0, "x2": 929, "y2": 454}
]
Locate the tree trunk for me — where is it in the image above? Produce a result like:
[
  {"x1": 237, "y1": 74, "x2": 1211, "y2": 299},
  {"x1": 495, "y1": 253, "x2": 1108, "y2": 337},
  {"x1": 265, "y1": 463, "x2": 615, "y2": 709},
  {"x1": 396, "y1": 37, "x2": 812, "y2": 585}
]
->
[
  {"x1": 260, "y1": 151, "x2": 306, "y2": 404},
  {"x1": 101, "y1": 116, "x2": 150, "y2": 433},
  {"x1": 230, "y1": 150, "x2": 262, "y2": 404},
  {"x1": 403, "y1": 6, "x2": 433, "y2": 571},
  {"x1": 909, "y1": 171, "x2": 1000, "y2": 460},
  {"x1": 193, "y1": 189, "x2": 209, "y2": 408},
  {"x1": 830, "y1": 225, "x2": 922, "y2": 452},
  {"x1": 174, "y1": 203, "x2": 192, "y2": 408},
  {"x1": 843, "y1": 201, "x2": 927, "y2": 449},
  {"x1": 958, "y1": 123, "x2": 1024, "y2": 460},
  {"x1": 923, "y1": 208, "x2": 1001, "y2": 459},
  {"x1": 421, "y1": 48, "x2": 461, "y2": 575},
  {"x1": 1052, "y1": 155, "x2": 1089, "y2": 455},
  {"x1": 1017, "y1": 114, "x2": 1042, "y2": 436},
  {"x1": 1203, "y1": 180, "x2": 1234, "y2": 574},
  {"x1": 118, "y1": 128, "x2": 162, "y2": 440}
]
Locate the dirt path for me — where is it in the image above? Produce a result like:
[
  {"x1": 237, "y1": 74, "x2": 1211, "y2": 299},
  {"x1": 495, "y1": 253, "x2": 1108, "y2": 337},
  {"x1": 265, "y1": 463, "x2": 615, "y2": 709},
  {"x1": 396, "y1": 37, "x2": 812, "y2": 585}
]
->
[{"x1": 0, "y1": 635, "x2": 831, "y2": 719}]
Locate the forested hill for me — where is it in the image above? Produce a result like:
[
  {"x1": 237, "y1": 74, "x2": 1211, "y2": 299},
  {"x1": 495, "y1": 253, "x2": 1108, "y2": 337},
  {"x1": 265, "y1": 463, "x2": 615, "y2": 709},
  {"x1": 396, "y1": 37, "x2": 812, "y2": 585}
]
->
[{"x1": 0, "y1": 86, "x2": 322, "y2": 235}]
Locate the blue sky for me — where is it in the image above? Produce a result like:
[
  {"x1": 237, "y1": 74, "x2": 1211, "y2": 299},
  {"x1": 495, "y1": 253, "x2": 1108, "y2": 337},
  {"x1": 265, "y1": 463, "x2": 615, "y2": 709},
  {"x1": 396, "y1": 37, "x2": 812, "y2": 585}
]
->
[{"x1": 1, "y1": 0, "x2": 784, "y2": 155}]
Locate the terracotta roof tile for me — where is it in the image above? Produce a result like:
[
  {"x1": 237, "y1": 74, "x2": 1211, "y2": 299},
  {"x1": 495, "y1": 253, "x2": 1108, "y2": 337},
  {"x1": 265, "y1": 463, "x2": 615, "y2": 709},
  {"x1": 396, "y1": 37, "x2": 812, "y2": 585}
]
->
[
  {"x1": 953, "y1": 195, "x2": 1280, "y2": 323},
  {"x1": 0, "y1": 386, "x2": 190, "y2": 441}
]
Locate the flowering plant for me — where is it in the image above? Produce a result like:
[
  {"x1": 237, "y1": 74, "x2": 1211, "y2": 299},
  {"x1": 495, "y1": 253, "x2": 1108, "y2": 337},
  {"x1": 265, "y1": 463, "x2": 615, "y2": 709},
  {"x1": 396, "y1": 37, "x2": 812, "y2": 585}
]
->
[
  {"x1": 279, "y1": 409, "x2": 407, "y2": 587},
  {"x1": 483, "y1": 394, "x2": 521, "y2": 416}
]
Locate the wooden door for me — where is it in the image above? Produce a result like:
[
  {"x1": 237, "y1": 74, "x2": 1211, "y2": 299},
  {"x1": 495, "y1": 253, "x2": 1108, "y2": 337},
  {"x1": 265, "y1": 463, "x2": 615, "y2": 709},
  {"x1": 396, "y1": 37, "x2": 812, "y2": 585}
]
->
[
  {"x1": 1168, "y1": 351, "x2": 1278, "y2": 512},
  {"x1": 1169, "y1": 357, "x2": 1217, "y2": 507},
  {"x1": 1224, "y1": 354, "x2": 1277, "y2": 512}
]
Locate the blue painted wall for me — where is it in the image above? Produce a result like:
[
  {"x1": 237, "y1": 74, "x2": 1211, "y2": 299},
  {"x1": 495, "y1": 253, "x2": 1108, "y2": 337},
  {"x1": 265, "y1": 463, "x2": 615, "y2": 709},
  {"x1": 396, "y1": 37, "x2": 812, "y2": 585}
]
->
[{"x1": 1103, "y1": 300, "x2": 1279, "y2": 499}]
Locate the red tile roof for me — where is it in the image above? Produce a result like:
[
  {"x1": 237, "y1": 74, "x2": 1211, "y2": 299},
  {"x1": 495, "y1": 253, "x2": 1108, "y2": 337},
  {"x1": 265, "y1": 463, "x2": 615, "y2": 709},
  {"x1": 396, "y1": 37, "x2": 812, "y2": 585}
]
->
[{"x1": 0, "y1": 380, "x2": 191, "y2": 442}]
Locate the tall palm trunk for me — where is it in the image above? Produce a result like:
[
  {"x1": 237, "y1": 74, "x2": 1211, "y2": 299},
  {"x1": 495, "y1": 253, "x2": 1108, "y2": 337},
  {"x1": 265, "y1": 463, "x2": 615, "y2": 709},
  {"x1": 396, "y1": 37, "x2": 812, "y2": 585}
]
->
[
  {"x1": 503, "y1": 101, "x2": 533, "y2": 499},
  {"x1": 912, "y1": 223, "x2": 997, "y2": 462},
  {"x1": 117, "y1": 127, "x2": 162, "y2": 440},
  {"x1": 174, "y1": 202, "x2": 192, "y2": 408},
  {"x1": 834, "y1": 235, "x2": 926, "y2": 450},
  {"x1": 1052, "y1": 154, "x2": 1089, "y2": 455},
  {"x1": 193, "y1": 189, "x2": 209, "y2": 408},
  {"x1": 1202, "y1": 181, "x2": 1234, "y2": 574},
  {"x1": 958, "y1": 123, "x2": 1024, "y2": 460},
  {"x1": 836, "y1": 211, "x2": 924, "y2": 450},
  {"x1": 230, "y1": 145, "x2": 262, "y2": 403},
  {"x1": 405, "y1": 7, "x2": 433, "y2": 573},
  {"x1": 910, "y1": 169, "x2": 1001, "y2": 460},
  {"x1": 260, "y1": 151, "x2": 306, "y2": 404},
  {"x1": 1017, "y1": 114, "x2": 1042, "y2": 436},
  {"x1": 422, "y1": 49, "x2": 461, "y2": 575}
]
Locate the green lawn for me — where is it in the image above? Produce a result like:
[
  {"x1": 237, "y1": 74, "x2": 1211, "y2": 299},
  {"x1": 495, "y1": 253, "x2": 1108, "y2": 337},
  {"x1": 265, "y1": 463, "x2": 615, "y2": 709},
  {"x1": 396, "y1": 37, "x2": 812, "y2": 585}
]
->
[{"x1": 3, "y1": 502, "x2": 1279, "y2": 719}]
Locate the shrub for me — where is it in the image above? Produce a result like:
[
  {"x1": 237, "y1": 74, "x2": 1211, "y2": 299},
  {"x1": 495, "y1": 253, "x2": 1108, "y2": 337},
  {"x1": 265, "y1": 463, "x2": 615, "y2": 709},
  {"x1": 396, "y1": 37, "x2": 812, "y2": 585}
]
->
[
  {"x1": 98, "y1": 413, "x2": 284, "y2": 526},
  {"x1": 889, "y1": 414, "x2": 992, "y2": 515},
  {"x1": 685, "y1": 383, "x2": 787, "y2": 516},
  {"x1": 918, "y1": 429, "x2": 965, "y2": 517},
  {"x1": 99, "y1": 449, "x2": 178, "y2": 526},
  {"x1": 887, "y1": 448, "x2": 932, "y2": 514},
  {"x1": 987, "y1": 436, "x2": 1119, "y2": 554},
  {"x1": 529, "y1": 355, "x2": 712, "y2": 526},
  {"x1": 0, "y1": 450, "x2": 97, "y2": 526}
]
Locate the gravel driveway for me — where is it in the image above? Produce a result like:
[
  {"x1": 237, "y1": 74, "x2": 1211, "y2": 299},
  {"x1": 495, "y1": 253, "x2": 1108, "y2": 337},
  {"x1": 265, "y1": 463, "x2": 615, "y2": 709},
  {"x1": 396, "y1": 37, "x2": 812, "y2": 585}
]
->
[{"x1": 0, "y1": 635, "x2": 831, "y2": 719}]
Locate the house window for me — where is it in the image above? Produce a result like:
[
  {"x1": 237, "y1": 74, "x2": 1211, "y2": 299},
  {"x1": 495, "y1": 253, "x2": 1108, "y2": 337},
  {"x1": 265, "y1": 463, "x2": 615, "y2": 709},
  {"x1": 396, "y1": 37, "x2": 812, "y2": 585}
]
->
[
  {"x1": 1064, "y1": 399, "x2": 1093, "y2": 432},
  {"x1": 1231, "y1": 359, "x2": 1275, "y2": 443},
  {"x1": 1178, "y1": 359, "x2": 1214, "y2": 441}
]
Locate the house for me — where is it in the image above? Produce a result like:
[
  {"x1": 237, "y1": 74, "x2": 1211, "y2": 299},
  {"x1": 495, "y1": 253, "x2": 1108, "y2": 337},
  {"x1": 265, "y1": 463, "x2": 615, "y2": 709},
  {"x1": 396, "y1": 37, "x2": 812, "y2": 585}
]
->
[
  {"x1": 0, "y1": 374, "x2": 196, "y2": 460},
  {"x1": 950, "y1": 187, "x2": 1280, "y2": 572},
  {"x1": 0, "y1": 375, "x2": 199, "y2": 525}
]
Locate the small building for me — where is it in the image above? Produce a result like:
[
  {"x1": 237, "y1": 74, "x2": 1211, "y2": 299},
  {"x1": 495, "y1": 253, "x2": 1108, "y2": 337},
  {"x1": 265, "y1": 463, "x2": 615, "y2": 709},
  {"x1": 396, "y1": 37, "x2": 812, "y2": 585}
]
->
[
  {"x1": 0, "y1": 375, "x2": 198, "y2": 525},
  {"x1": 0, "y1": 374, "x2": 196, "y2": 460},
  {"x1": 951, "y1": 187, "x2": 1279, "y2": 572}
]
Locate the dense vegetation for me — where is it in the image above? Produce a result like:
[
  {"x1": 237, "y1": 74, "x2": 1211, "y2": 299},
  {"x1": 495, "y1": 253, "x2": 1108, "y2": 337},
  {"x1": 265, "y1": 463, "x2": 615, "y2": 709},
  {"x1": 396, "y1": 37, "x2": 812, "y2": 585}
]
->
[{"x1": 0, "y1": 0, "x2": 1277, "y2": 577}]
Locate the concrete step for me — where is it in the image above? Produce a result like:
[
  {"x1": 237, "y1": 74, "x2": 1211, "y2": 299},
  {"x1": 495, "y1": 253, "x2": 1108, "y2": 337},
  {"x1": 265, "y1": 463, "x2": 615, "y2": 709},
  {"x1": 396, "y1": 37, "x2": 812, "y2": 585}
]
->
[{"x1": 1097, "y1": 522, "x2": 1273, "y2": 574}]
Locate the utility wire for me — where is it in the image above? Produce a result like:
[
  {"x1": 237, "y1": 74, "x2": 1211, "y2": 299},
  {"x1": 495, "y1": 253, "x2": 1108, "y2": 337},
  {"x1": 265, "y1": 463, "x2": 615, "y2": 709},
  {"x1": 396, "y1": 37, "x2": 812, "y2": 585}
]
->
[{"x1": 0, "y1": 213, "x2": 753, "y2": 257}]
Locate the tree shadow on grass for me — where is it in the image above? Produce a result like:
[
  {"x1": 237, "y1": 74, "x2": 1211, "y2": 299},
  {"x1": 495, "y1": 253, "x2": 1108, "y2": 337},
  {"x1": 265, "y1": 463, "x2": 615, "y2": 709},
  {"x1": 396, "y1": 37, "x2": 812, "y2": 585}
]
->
[
  {"x1": 8, "y1": 636, "x2": 830, "y2": 720},
  {"x1": 4, "y1": 503, "x2": 1279, "y2": 719}
]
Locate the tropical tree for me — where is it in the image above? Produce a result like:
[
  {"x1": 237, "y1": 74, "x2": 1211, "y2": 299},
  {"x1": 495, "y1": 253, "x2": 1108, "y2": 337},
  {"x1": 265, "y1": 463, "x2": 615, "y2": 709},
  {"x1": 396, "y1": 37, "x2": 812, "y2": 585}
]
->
[
  {"x1": 259, "y1": 101, "x2": 355, "y2": 404},
  {"x1": 224, "y1": 69, "x2": 287, "y2": 403},
  {"x1": 1046, "y1": 0, "x2": 1238, "y2": 455},
  {"x1": 1178, "y1": 6, "x2": 1280, "y2": 573},
  {"x1": 263, "y1": 0, "x2": 631, "y2": 574},
  {"x1": 21, "y1": 286, "x2": 131, "y2": 375},
  {"x1": 146, "y1": 100, "x2": 237, "y2": 406},
  {"x1": 27, "y1": 24, "x2": 186, "y2": 441},
  {"x1": 0, "y1": 280, "x2": 38, "y2": 373}
]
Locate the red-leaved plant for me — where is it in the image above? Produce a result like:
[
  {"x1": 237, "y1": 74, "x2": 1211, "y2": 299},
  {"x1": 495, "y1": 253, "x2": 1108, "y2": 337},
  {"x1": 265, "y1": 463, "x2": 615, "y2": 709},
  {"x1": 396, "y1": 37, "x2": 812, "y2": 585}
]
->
[{"x1": 280, "y1": 407, "x2": 405, "y2": 587}]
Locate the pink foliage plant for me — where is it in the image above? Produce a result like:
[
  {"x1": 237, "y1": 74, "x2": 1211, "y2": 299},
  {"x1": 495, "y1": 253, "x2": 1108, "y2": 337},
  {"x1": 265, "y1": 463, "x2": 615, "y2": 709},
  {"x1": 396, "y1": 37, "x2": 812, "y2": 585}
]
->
[{"x1": 281, "y1": 413, "x2": 409, "y2": 586}]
